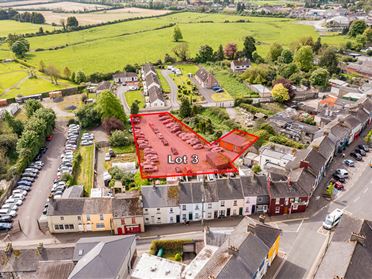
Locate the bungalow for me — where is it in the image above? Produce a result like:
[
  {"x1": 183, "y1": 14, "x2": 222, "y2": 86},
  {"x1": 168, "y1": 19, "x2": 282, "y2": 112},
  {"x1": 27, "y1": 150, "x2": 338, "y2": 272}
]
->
[
  {"x1": 179, "y1": 181, "x2": 204, "y2": 222},
  {"x1": 113, "y1": 72, "x2": 138, "y2": 84},
  {"x1": 141, "y1": 184, "x2": 180, "y2": 225},
  {"x1": 230, "y1": 59, "x2": 250, "y2": 73},
  {"x1": 95, "y1": 81, "x2": 112, "y2": 93},
  {"x1": 194, "y1": 67, "x2": 218, "y2": 89},
  {"x1": 47, "y1": 198, "x2": 113, "y2": 233},
  {"x1": 112, "y1": 192, "x2": 144, "y2": 235},
  {"x1": 196, "y1": 217, "x2": 281, "y2": 279},
  {"x1": 147, "y1": 86, "x2": 165, "y2": 107}
]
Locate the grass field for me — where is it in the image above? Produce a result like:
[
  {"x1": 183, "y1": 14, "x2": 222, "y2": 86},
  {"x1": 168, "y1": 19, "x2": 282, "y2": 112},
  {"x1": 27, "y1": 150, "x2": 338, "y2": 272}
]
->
[
  {"x1": 156, "y1": 69, "x2": 170, "y2": 93},
  {"x1": 15, "y1": 1, "x2": 109, "y2": 12},
  {"x1": 18, "y1": 12, "x2": 349, "y2": 75},
  {"x1": 0, "y1": 62, "x2": 75, "y2": 99},
  {"x1": 0, "y1": 20, "x2": 58, "y2": 37},
  {"x1": 0, "y1": 0, "x2": 51, "y2": 7},
  {"x1": 125, "y1": 90, "x2": 145, "y2": 108},
  {"x1": 75, "y1": 144, "x2": 95, "y2": 196}
]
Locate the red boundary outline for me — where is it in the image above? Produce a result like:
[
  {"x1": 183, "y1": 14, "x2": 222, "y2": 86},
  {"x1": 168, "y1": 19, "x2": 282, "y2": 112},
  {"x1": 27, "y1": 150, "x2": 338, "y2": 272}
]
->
[{"x1": 130, "y1": 112, "x2": 259, "y2": 179}]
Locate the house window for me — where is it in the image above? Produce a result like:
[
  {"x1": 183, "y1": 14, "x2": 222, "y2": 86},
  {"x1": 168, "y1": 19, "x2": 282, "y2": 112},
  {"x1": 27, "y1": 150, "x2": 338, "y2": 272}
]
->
[
  {"x1": 157, "y1": 217, "x2": 161, "y2": 220},
  {"x1": 195, "y1": 213, "x2": 199, "y2": 219},
  {"x1": 144, "y1": 208, "x2": 148, "y2": 212},
  {"x1": 275, "y1": 206, "x2": 280, "y2": 214},
  {"x1": 221, "y1": 201, "x2": 225, "y2": 207},
  {"x1": 64, "y1": 224, "x2": 69, "y2": 230},
  {"x1": 285, "y1": 198, "x2": 289, "y2": 206},
  {"x1": 77, "y1": 216, "x2": 81, "y2": 221},
  {"x1": 54, "y1": 225, "x2": 59, "y2": 230},
  {"x1": 233, "y1": 200, "x2": 237, "y2": 206},
  {"x1": 295, "y1": 197, "x2": 299, "y2": 203},
  {"x1": 208, "y1": 213, "x2": 212, "y2": 218},
  {"x1": 60, "y1": 216, "x2": 64, "y2": 221},
  {"x1": 275, "y1": 198, "x2": 280, "y2": 205},
  {"x1": 292, "y1": 203, "x2": 299, "y2": 210},
  {"x1": 208, "y1": 203, "x2": 212, "y2": 209},
  {"x1": 182, "y1": 205, "x2": 186, "y2": 210},
  {"x1": 96, "y1": 223, "x2": 105, "y2": 229},
  {"x1": 58, "y1": 224, "x2": 64, "y2": 230},
  {"x1": 100, "y1": 214, "x2": 104, "y2": 221},
  {"x1": 195, "y1": 205, "x2": 199, "y2": 210},
  {"x1": 145, "y1": 218, "x2": 149, "y2": 221},
  {"x1": 182, "y1": 214, "x2": 186, "y2": 220},
  {"x1": 157, "y1": 208, "x2": 160, "y2": 211},
  {"x1": 132, "y1": 217, "x2": 136, "y2": 224},
  {"x1": 170, "y1": 217, "x2": 174, "y2": 222},
  {"x1": 170, "y1": 208, "x2": 173, "y2": 213},
  {"x1": 86, "y1": 214, "x2": 91, "y2": 221}
]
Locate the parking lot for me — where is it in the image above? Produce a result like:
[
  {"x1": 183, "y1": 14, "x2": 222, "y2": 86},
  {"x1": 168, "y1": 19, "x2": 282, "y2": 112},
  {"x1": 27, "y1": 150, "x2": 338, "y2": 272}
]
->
[{"x1": 9, "y1": 121, "x2": 67, "y2": 240}]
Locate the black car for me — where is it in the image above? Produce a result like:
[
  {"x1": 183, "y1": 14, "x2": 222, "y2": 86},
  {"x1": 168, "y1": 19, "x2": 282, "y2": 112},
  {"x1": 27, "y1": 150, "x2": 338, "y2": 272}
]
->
[
  {"x1": 0, "y1": 223, "x2": 12, "y2": 231},
  {"x1": 332, "y1": 173, "x2": 346, "y2": 183},
  {"x1": 358, "y1": 144, "x2": 369, "y2": 152},
  {"x1": 350, "y1": 152, "x2": 362, "y2": 161},
  {"x1": 355, "y1": 148, "x2": 366, "y2": 156},
  {"x1": 0, "y1": 216, "x2": 13, "y2": 223}
]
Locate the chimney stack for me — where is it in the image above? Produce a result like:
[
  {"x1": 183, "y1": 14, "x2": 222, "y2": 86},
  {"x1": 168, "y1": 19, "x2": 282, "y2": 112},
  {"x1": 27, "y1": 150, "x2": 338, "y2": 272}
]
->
[
  {"x1": 247, "y1": 223, "x2": 256, "y2": 234},
  {"x1": 228, "y1": 245, "x2": 239, "y2": 256},
  {"x1": 300, "y1": 160, "x2": 310, "y2": 169},
  {"x1": 350, "y1": 232, "x2": 366, "y2": 246}
]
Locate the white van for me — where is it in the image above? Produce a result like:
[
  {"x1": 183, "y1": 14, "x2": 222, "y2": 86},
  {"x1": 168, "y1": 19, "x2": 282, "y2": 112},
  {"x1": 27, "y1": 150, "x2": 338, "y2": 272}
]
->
[{"x1": 323, "y1": 208, "x2": 343, "y2": 230}]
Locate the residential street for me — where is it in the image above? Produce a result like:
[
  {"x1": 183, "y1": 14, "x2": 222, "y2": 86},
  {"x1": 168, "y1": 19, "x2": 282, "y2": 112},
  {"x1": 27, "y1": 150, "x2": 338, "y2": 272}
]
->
[
  {"x1": 9, "y1": 120, "x2": 67, "y2": 241},
  {"x1": 160, "y1": 69, "x2": 180, "y2": 109},
  {"x1": 116, "y1": 84, "x2": 130, "y2": 114}
]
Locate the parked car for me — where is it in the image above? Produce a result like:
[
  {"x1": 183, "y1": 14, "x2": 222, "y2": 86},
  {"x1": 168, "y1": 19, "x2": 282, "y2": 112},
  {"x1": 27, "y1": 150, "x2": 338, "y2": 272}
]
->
[
  {"x1": 343, "y1": 159, "x2": 354, "y2": 167},
  {"x1": 193, "y1": 144, "x2": 204, "y2": 150},
  {"x1": 335, "y1": 169, "x2": 348, "y2": 178},
  {"x1": 332, "y1": 173, "x2": 346, "y2": 183},
  {"x1": 358, "y1": 144, "x2": 369, "y2": 152},
  {"x1": 20, "y1": 176, "x2": 35, "y2": 182},
  {"x1": 5, "y1": 199, "x2": 22, "y2": 206},
  {"x1": 17, "y1": 180, "x2": 32, "y2": 186},
  {"x1": 0, "y1": 223, "x2": 12, "y2": 231},
  {"x1": 0, "y1": 216, "x2": 13, "y2": 223},
  {"x1": 171, "y1": 148, "x2": 179, "y2": 155},
  {"x1": 105, "y1": 153, "x2": 111, "y2": 161},
  {"x1": 15, "y1": 186, "x2": 31, "y2": 192},
  {"x1": 22, "y1": 172, "x2": 37, "y2": 178},
  {"x1": 12, "y1": 189, "x2": 27, "y2": 196},
  {"x1": 24, "y1": 168, "x2": 39, "y2": 174},
  {"x1": 355, "y1": 148, "x2": 366, "y2": 156},
  {"x1": 333, "y1": 181, "x2": 345, "y2": 191},
  {"x1": 350, "y1": 152, "x2": 362, "y2": 161},
  {"x1": 0, "y1": 209, "x2": 17, "y2": 218}
]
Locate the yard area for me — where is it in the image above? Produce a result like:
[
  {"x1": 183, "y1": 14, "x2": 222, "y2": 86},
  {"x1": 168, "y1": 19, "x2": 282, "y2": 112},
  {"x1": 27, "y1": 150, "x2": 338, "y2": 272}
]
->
[
  {"x1": 125, "y1": 90, "x2": 145, "y2": 108},
  {"x1": 75, "y1": 145, "x2": 95, "y2": 196},
  {"x1": 156, "y1": 69, "x2": 170, "y2": 93}
]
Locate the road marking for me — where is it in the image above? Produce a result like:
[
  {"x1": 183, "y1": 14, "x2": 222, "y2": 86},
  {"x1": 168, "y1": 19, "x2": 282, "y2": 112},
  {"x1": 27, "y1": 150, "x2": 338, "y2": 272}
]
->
[{"x1": 352, "y1": 196, "x2": 360, "y2": 203}]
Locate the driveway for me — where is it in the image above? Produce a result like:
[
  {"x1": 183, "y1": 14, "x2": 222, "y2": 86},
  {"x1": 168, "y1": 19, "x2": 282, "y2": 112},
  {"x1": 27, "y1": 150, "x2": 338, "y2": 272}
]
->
[
  {"x1": 11, "y1": 120, "x2": 67, "y2": 241},
  {"x1": 116, "y1": 85, "x2": 130, "y2": 114},
  {"x1": 160, "y1": 70, "x2": 180, "y2": 109},
  {"x1": 190, "y1": 77, "x2": 215, "y2": 103}
]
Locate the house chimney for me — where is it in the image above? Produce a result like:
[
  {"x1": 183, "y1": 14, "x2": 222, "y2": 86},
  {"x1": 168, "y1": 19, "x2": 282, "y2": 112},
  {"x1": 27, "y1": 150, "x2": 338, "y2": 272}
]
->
[
  {"x1": 300, "y1": 160, "x2": 310, "y2": 169},
  {"x1": 350, "y1": 232, "x2": 366, "y2": 246},
  {"x1": 247, "y1": 223, "x2": 256, "y2": 234},
  {"x1": 228, "y1": 245, "x2": 239, "y2": 256},
  {"x1": 323, "y1": 128, "x2": 330, "y2": 136}
]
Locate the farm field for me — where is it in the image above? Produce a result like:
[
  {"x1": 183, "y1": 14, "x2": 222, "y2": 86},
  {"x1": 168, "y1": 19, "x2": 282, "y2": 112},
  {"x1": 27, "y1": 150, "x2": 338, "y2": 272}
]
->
[
  {"x1": 0, "y1": 62, "x2": 75, "y2": 99},
  {"x1": 28, "y1": 7, "x2": 171, "y2": 25},
  {"x1": 0, "y1": 0, "x2": 51, "y2": 7},
  {"x1": 0, "y1": 20, "x2": 58, "y2": 36},
  {"x1": 15, "y1": 1, "x2": 110, "y2": 12},
  {"x1": 125, "y1": 90, "x2": 145, "y2": 108},
  {"x1": 21, "y1": 12, "x2": 349, "y2": 75}
]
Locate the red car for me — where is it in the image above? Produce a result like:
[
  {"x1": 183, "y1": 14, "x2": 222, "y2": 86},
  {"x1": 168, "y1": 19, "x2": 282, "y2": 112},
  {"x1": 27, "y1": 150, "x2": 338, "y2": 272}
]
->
[{"x1": 46, "y1": 135, "x2": 53, "y2": 141}]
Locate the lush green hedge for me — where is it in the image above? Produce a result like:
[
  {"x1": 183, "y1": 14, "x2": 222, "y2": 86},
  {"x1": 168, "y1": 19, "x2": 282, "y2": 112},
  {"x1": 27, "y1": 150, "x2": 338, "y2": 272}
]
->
[
  {"x1": 240, "y1": 103, "x2": 274, "y2": 116},
  {"x1": 149, "y1": 239, "x2": 193, "y2": 256}
]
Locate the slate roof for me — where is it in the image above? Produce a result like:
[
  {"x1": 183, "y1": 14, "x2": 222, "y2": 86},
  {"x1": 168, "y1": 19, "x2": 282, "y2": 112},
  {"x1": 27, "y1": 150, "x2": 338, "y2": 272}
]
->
[
  {"x1": 268, "y1": 177, "x2": 307, "y2": 198},
  {"x1": 47, "y1": 198, "x2": 112, "y2": 216},
  {"x1": 301, "y1": 148, "x2": 326, "y2": 175},
  {"x1": 142, "y1": 64, "x2": 156, "y2": 75},
  {"x1": 343, "y1": 114, "x2": 361, "y2": 128},
  {"x1": 112, "y1": 193, "x2": 143, "y2": 218},
  {"x1": 145, "y1": 73, "x2": 160, "y2": 87},
  {"x1": 216, "y1": 178, "x2": 244, "y2": 201},
  {"x1": 195, "y1": 217, "x2": 281, "y2": 279},
  {"x1": 329, "y1": 121, "x2": 350, "y2": 140},
  {"x1": 195, "y1": 67, "x2": 217, "y2": 84},
  {"x1": 96, "y1": 81, "x2": 111, "y2": 92},
  {"x1": 203, "y1": 180, "x2": 219, "y2": 203},
  {"x1": 141, "y1": 185, "x2": 180, "y2": 208},
  {"x1": 231, "y1": 59, "x2": 250, "y2": 67},
  {"x1": 289, "y1": 168, "x2": 316, "y2": 195},
  {"x1": 359, "y1": 97, "x2": 372, "y2": 113},
  {"x1": 240, "y1": 175, "x2": 268, "y2": 197},
  {"x1": 62, "y1": 185, "x2": 83, "y2": 199},
  {"x1": 69, "y1": 235, "x2": 135, "y2": 279},
  {"x1": 310, "y1": 135, "x2": 335, "y2": 161},
  {"x1": 148, "y1": 86, "x2": 164, "y2": 103},
  {"x1": 36, "y1": 260, "x2": 75, "y2": 279},
  {"x1": 113, "y1": 71, "x2": 137, "y2": 78},
  {"x1": 351, "y1": 109, "x2": 369, "y2": 124}
]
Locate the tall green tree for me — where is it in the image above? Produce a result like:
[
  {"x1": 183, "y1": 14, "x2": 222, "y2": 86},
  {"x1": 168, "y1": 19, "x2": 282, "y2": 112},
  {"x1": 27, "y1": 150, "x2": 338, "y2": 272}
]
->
[
  {"x1": 173, "y1": 26, "x2": 183, "y2": 42},
  {"x1": 271, "y1": 83, "x2": 289, "y2": 103},
  {"x1": 3, "y1": 112, "x2": 23, "y2": 136},
  {"x1": 215, "y1": 44, "x2": 224, "y2": 61},
  {"x1": 319, "y1": 47, "x2": 339, "y2": 75},
  {"x1": 130, "y1": 101, "x2": 140, "y2": 114},
  {"x1": 66, "y1": 16, "x2": 79, "y2": 28},
  {"x1": 267, "y1": 43, "x2": 283, "y2": 62},
  {"x1": 294, "y1": 46, "x2": 313, "y2": 72},
  {"x1": 179, "y1": 98, "x2": 192, "y2": 118},
  {"x1": 76, "y1": 103, "x2": 101, "y2": 128},
  {"x1": 172, "y1": 42, "x2": 189, "y2": 61},
  {"x1": 242, "y1": 36, "x2": 256, "y2": 60},
  {"x1": 11, "y1": 39, "x2": 29, "y2": 58},
  {"x1": 96, "y1": 90, "x2": 127, "y2": 123},
  {"x1": 24, "y1": 99, "x2": 42, "y2": 118},
  {"x1": 195, "y1": 45, "x2": 214, "y2": 63},
  {"x1": 348, "y1": 20, "x2": 367, "y2": 37},
  {"x1": 278, "y1": 49, "x2": 293, "y2": 64},
  {"x1": 75, "y1": 71, "x2": 86, "y2": 84},
  {"x1": 310, "y1": 68, "x2": 329, "y2": 89}
]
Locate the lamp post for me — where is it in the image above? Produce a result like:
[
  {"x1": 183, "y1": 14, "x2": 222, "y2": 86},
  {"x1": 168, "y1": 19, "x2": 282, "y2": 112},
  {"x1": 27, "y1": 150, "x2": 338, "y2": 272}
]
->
[{"x1": 201, "y1": 197, "x2": 204, "y2": 226}]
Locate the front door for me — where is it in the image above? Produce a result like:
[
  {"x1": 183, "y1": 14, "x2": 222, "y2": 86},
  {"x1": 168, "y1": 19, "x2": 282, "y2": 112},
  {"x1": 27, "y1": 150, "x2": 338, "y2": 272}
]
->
[
  {"x1": 188, "y1": 213, "x2": 193, "y2": 221},
  {"x1": 117, "y1": 227, "x2": 123, "y2": 235},
  {"x1": 176, "y1": 215, "x2": 180, "y2": 223},
  {"x1": 227, "y1": 208, "x2": 231, "y2": 216},
  {"x1": 239, "y1": 207, "x2": 243, "y2": 215},
  {"x1": 214, "y1": 211, "x2": 218, "y2": 218}
]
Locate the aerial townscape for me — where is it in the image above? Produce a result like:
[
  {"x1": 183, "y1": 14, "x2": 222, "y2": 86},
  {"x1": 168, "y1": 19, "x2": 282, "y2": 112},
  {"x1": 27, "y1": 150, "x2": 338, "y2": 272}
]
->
[{"x1": 0, "y1": 0, "x2": 371, "y2": 278}]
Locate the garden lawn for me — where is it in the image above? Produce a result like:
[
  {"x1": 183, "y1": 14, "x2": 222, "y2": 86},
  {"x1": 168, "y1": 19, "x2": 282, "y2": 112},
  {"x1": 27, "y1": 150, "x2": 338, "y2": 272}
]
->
[
  {"x1": 23, "y1": 12, "x2": 349, "y2": 74},
  {"x1": 0, "y1": 20, "x2": 58, "y2": 37},
  {"x1": 169, "y1": 64, "x2": 202, "y2": 102},
  {"x1": 111, "y1": 145, "x2": 136, "y2": 154},
  {"x1": 211, "y1": 91, "x2": 233, "y2": 102},
  {"x1": 75, "y1": 145, "x2": 95, "y2": 195},
  {"x1": 125, "y1": 90, "x2": 145, "y2": 108},
  {"x1": 156, "y1": 69, "x2": 170, "y2": 93}
]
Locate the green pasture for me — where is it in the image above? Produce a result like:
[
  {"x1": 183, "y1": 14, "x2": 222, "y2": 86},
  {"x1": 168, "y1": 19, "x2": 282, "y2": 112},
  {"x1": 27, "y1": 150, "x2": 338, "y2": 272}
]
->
[
  {"x1": 125, "y1": 90, "x2": 145, "y2": 108},
  {"x1": 0, "y1": 20, "x2": 58, "y2": 37}
]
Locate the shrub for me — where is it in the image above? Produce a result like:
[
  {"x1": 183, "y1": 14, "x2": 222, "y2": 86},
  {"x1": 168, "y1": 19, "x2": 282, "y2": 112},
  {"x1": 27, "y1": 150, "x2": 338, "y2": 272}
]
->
[
  {"x1": 175, "y1": 253, "x2": 182, "y2": 261},
  {"x1": 109, "y1": 130, "x2": 132, "y2": 147},
  {"x1": 252, "y1": 164, "x2": 261, "y2": 174}
]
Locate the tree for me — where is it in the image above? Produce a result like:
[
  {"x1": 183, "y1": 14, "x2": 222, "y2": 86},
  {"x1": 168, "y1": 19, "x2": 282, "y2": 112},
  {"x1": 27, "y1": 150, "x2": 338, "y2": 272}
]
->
[
  {"x1": 11, "y1": 39, "x2": 29, "y2": 58},
  {"x1": 313, "y1": 37, "x2": 322, "y2": 54},
  {"x1": 319, "y1": 47, "x2": 339, "y2": 75},
  {"x1": 310, "y1": 68, "x2": 329, "y2": 89},
  {"x1": 3, "y1": 112, "x2": 23, "y2": 136},
  {"x1": 96, "y1": 90, "x2": 127, "y2": 123},
  {"x1": 39, "y1": 60, "x2": 46, "y2": 72},
  {"x1": 130, "y1": 101, "x2": 140, "y2": 114},
  {"x1": 45, "y1": 65, "x2": 60, "y2": 84},
  {"x1": 224, "y1": 43, "x2": 237, "y2": 60},
  {"x1": 271, "y1": 83, "x2": 289, "y2": 103},
  {"x1": 241, "y1": 64, "x2": 275, "y2": 85},
  {"x1": 102, "y1": 117, "x2": 124, "y2": 134},
  {"x1": 273, "y1": 78, "x2": 294, "y2": 100},
  {"x1": 24, "y1": 99, "x2": 42, "y2": 118},
  {"x1": 179, "y1": 98, "x2": 192, "y2": 118},
  {"x1": 195, "y1": 45, "x2": 214, "y2": 63},
  {"x1": 294, "y1": 46, "x2": 313, "y2": 72},
  {"x1": 348, "y1": 20, "x2": 367, "y2": 37},
  {"x1": 38, "y1": 27, "x2": 44, "y2": 34},
  {"x1": 175, "y1": 253, "x2": 182, "y2": 262},
  {"x1": 242, "y1": 36, "x2": 256, "y2": 60},
  {"x1": 252, "y1": 164, "x2": 261, "y2": 174},
  {"x1": 278, "y1": 49, "x2": 293, "y2": 64},
  {"x1": 76, "y1": 103, "x2": 101, "y2": 128},
  {"x1": 63, "y1": 67, "x2": 71, "y2": 79},
  {"x1": 71, "y1": 72, "x2": 76, "y2": 83},
  {"x1": 267, "y1": 43, "x2": 283, "y2": 62},
  {"x1": 172, "y1": 42, "x2": 189, "y2": 61},
  {"x1": 164, "y1": 53, "x2": 176, "y2": 64},
  {"x1": 124, "y1": 64, "x2": 137, "y2": 72},
  {"x1": 75, "y1": 71, "x2": 86, "y2": 84},
  {"x1": 109, "y1": 130, "x2": 131, "y2": 147},
  {"x1": 66, "y1": 16, "x2": 79, "y2": 28},
  {"x1": 173, "y1": 26, "x2": 183, "y2": 42},
  {"x1": 363, "y1": 27, "x2": 372, "y2": 44},
  {"x1": 252, "y1": 51, "x2": 264, "y2": 63},
  {"x1": 215, "y1": 44, "x2": 224, "y2": 61}
]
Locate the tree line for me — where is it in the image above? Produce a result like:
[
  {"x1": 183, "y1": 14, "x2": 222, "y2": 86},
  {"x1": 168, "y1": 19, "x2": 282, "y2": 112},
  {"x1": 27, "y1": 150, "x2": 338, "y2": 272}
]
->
[{"x1": 0, "y1": 9, "x2": 45, "y2": 24}]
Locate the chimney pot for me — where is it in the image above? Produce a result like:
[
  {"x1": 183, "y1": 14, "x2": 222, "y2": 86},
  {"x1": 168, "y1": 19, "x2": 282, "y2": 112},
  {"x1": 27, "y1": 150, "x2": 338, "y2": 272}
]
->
[{"x1": 247, "y1": 223, "x2": 256, "y2": 234}]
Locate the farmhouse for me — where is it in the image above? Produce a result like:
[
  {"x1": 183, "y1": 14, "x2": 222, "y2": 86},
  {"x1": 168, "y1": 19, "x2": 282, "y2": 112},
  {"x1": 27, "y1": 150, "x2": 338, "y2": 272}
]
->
[
  {"x1": 113, "y1": 71, "x2": 138, "y2": 83},
  {"x1": 194, "y1": 67, "x2": 218, "y2": 89},
  {"x1": 230, "y1": 59, "x2": 250, "y2": 73}
]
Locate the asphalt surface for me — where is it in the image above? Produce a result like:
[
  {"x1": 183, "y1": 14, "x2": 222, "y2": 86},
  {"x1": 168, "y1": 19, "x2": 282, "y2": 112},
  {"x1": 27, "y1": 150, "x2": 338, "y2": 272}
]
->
[
  {"x1": 11, "y1": 120, "x2": 67, "y2": 241},
  {"x1": 160, "y1": 69, "x2": 180, "y2": 109},
  {"x1": 116, "y1": 85, "x2": 131, "y2": 114}
]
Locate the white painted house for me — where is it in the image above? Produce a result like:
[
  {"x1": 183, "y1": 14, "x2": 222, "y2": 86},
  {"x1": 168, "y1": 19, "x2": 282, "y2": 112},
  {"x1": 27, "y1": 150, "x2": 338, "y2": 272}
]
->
[
  {"x1": 215, "y1": 178, "x2": 245, "y2": 217},
  {"x1": 179, "y1": 181, "x2": 204, "y2": 222}
]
